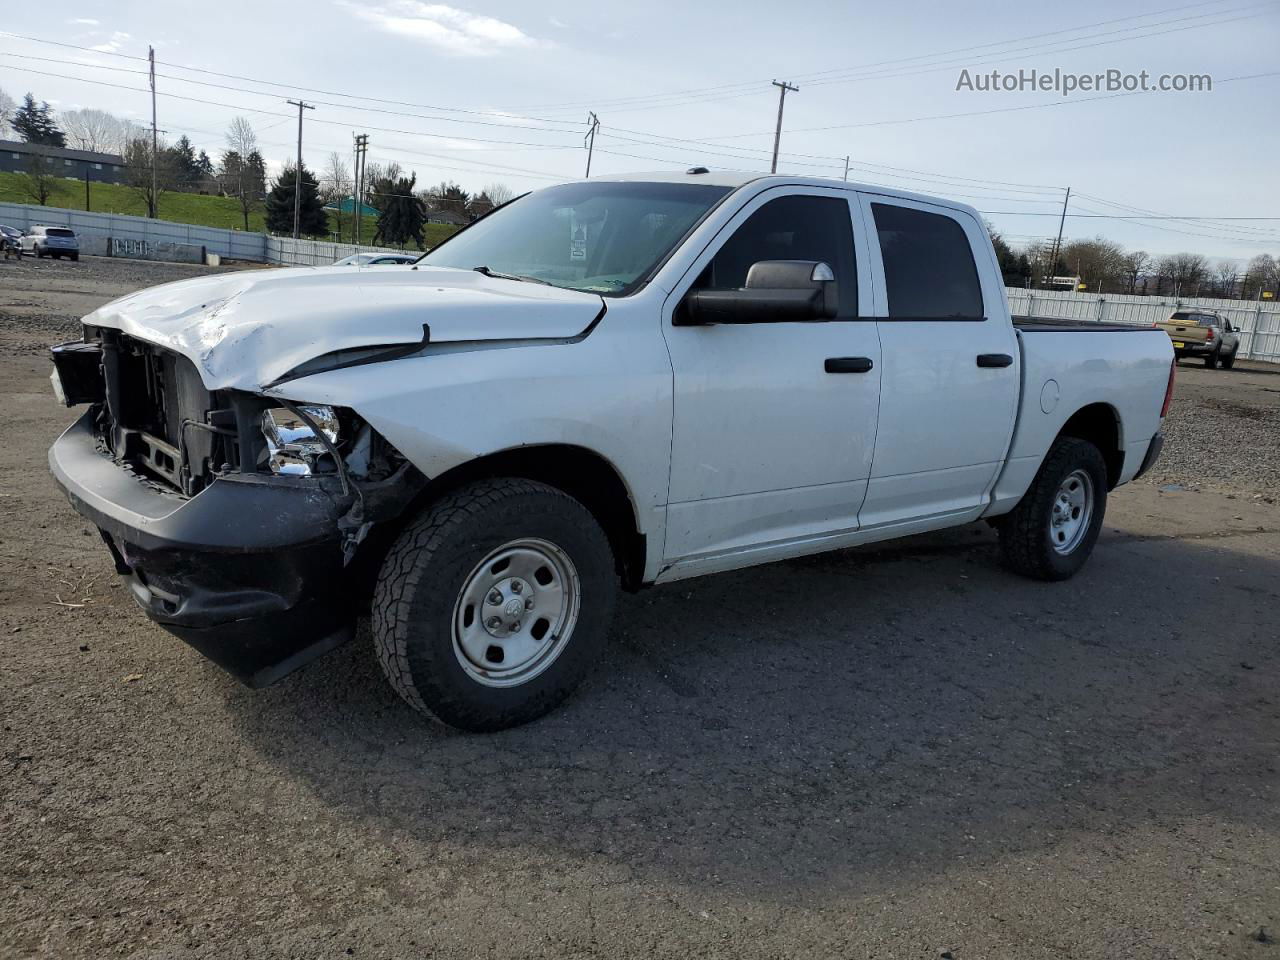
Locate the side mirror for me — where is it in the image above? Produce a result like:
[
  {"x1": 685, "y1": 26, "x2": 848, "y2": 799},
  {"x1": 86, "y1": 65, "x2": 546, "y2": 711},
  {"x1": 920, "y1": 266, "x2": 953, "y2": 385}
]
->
[{"x1": 677, "y1": 260, "x2": 838, "y2": 325}]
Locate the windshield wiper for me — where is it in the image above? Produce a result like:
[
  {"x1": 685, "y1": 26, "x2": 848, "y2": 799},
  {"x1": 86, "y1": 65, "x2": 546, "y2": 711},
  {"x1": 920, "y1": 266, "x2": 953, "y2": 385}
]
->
[{"x1": 472, "y1": 265, "x2": 552, "y2": 286}]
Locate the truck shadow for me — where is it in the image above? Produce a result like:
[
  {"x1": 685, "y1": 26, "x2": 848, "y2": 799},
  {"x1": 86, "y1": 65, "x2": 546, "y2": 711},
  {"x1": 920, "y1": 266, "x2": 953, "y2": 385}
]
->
[{"x1": 225, "y1": 520, "x2": 1277, "y2": 904}]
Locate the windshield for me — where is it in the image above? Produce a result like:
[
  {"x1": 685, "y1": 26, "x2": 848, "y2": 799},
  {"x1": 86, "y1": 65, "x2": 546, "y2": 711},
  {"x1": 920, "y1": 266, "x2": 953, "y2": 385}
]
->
[{"x1": 418, "y1": 181, "x2": 733, "y2": 295}]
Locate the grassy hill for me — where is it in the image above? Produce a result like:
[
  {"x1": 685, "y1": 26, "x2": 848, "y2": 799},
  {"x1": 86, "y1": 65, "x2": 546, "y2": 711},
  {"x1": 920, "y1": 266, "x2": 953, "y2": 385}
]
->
[{"x1": 0, "y1": 172, "x2": 458, "y2": 248}]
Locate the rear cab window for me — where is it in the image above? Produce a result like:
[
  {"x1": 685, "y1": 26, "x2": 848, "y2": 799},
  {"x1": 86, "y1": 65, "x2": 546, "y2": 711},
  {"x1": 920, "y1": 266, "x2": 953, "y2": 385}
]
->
[{"x1": 871, "y1": 202, "x2": 983, "y2": 319}]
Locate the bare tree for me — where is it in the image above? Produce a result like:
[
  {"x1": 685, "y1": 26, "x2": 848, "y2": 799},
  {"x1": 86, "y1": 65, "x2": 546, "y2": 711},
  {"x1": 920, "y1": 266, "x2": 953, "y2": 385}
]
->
[
  {"x1": 1060, "y1": 236, "x2": 1126, "y2": 292},
  {"x1": 1120, "y1": 250, "x2": 1150, "y2": 294},
  {"x1": 123, "y1": 136, "x2": 177, "y2": 218},
  {"x1": 322, "y1": 151, "x2": 352, "y2": 240},
  {"x1": 221, "y1": 118, "x2": 262, "y2": 231},
  {"x1": 483, "y1": 182, "x2": 515, "y2": 206},
  {"x1": 1244, "y1": 253, "x2": 1279, "y2": 298},
  {"x1": 0, "y1": 86, "x2": 16, "y2": 138},
  {"x1": 60, "y1": 109, "x2": 120, "y2": 152},
  {"x1": 225, "y1": 116, "x2": 257, "y2": 158},
  {"x1": 21, "y1": 149, "x2": 57, "y2": 205},
  {"x1": 1215, "y1": 260, "x2": 1239, "y2": 298},
  {"x1": 1156, "y1": 252, "x2": 1210, "y2": 297}
]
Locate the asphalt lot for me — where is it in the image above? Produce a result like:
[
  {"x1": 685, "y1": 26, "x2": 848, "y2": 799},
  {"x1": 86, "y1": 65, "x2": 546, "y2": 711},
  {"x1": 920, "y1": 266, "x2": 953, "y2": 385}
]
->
[{"x1": 2, "y1": 257, "x2": 1277, "y2": 959}]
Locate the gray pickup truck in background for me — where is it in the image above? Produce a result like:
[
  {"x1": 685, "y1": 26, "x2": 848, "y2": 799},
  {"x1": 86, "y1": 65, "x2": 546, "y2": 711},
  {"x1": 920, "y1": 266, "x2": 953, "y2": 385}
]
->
[{"x1": 1155, "y1": 309, "x2": 1242, "y2": 369}]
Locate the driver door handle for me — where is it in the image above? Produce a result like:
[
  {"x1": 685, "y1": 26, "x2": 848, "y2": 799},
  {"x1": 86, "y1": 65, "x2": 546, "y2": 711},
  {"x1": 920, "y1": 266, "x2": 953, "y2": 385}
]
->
[
  {"x1": 976, "y1": 353, "x2": 1014, "y2": 368},
  {"x1": 824, "y1": 357, "x2": 874, "y2": 373}
]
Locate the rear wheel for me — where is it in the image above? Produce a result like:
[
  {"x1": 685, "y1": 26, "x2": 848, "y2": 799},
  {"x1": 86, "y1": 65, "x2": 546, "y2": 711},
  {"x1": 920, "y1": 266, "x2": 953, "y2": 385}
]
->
[
  {"x1": 998, "y1": 436, "x2": 1108, "y2": 581},
  {"x1": 1220, "y1": 351, "x2": 1236, "y2": 370},
  {"x1": 1204, "y1": 351, "x2": 1218, "y2": 369},
  {"x1": 70, "y1": 252, "x2": 79, "y2": 262},
  {"x1": 372, "y1": 477, "x2": 617, "y2": 731}
]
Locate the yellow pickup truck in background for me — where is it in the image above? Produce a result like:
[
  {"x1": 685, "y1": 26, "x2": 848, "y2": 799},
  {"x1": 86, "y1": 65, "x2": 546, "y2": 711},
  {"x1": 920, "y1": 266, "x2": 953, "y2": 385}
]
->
[{"x1": 1153, "y1": 310, "x2": 1241, "y2": 370}]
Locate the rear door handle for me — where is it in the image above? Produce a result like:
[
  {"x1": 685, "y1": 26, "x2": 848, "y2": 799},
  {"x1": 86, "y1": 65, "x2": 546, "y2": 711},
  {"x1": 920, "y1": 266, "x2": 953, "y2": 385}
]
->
[
  {"x1": 976, "y1": 353, "x2": 1014, "y2": 368},
  {"x1": 824, "y1": 357, "x2": 874, "y2": 373}
]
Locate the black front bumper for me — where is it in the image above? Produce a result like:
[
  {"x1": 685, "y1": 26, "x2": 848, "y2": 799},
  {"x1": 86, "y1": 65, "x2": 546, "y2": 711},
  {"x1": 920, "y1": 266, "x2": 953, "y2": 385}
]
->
[{"x1": 49, "y1": 410, "x2": 356, "y2": 686}]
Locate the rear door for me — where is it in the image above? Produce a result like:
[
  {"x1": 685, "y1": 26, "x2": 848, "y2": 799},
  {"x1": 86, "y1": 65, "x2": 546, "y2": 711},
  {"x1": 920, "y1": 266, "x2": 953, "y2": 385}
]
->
[
  {"x1": 662, "y1": 187, "x2": 882, "y2": 564},
  {"x1": 856, "y1": 194, "x2": 1020, "y2": 528}
]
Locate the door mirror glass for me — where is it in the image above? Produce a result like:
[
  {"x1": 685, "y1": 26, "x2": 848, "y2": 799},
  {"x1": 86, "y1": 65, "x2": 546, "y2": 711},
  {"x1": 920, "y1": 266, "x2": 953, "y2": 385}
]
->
[{"x1": 679, "y1": 260, "x2": 838, "y2": 325}]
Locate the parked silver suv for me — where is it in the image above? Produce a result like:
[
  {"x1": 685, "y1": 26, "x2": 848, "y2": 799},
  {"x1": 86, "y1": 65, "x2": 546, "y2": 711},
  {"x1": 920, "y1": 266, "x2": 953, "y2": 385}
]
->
[{"x1": 23, "y1": 225, "x2": 80, "y2": 261}]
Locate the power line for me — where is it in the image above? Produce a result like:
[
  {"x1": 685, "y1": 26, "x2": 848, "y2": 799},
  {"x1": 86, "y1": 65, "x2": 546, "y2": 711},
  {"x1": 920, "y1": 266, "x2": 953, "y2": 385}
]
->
[
  {"x1": 705, "y1": 69, "x2": 1280, "y2": 139},
  {"x1": 517, "y1": 2, "x2": 1273, "y2": 115},
  {"x1": 511, "y1": 0, "x2": 1247, "y2": 111}
]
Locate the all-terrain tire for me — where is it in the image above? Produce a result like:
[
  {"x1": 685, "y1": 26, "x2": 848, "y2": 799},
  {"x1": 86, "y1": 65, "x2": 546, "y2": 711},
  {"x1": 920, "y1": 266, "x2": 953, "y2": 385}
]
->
[
  {"x1": 998, "y1": 436, "x2": 1108, "y2": 581},
  {"x1": 372, "y1": 477, "x2": 617, "y2": 732},
  {"x1": 1220, "y1": 351, "x2": 1236, "y2": 370},
  {"x1": 1204, "y1": 351, "x2": 1218, "y2": 369}
]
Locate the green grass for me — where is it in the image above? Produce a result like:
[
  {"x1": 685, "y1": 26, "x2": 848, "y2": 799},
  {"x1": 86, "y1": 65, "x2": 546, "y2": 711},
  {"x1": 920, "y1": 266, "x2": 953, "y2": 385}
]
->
[{"x1": 0, "y1": 171, "x2": 459, "y2": 248}]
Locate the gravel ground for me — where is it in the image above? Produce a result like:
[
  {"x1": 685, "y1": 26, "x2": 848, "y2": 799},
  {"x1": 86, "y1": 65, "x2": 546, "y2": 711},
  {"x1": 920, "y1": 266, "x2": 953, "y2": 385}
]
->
[
  {"x1": 1148, "y1": 359, "x2": 1280, "y2": 496},
  {"x1": 1, "y1": 258, "x2": 1277, "y2": 960}
]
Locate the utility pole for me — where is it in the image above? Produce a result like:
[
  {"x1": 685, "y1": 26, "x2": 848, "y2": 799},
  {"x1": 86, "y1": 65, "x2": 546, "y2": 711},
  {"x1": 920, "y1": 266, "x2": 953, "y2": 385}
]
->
[
  {"x1": 287, "y1": 100, "x2": 315, "y2": 239},
  {"x1": 148, "y1": 46, "x2": 158, "y2": 218},
  {"x1": 84, "y1": 169, "x2": 90, "y2": 212},
  {"x1": 584, "y1": 112, "x2": 600, "y2": 177},
  {"x1": 353, "y1": 133, "x2": 368, "y2": 244},
  {"x1": 769, "y1": 80, "x2": 798, "y2": 174},
  {"x1": 1048, "y1": 186, "x2": 1071, "y2": 283},
  {"x1": 842, "y1": 155, "x2": 850, "y2": 182}
]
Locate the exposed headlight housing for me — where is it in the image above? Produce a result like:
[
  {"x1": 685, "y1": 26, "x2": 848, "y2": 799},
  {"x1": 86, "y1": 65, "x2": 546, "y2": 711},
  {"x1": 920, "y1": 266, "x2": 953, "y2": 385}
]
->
[{"x1": 260, "y1": 405, "x2": 340, "y2": 476}]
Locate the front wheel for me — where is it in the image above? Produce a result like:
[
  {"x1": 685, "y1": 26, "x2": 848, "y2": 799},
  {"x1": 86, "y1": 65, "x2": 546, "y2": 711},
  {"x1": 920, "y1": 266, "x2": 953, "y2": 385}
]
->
[
  {"x1": 998, "y1": 437, "x2": 1108, "y2": 581},
  {"x1": 372, "y1": 478, "x2": 617, "y2": 731}
]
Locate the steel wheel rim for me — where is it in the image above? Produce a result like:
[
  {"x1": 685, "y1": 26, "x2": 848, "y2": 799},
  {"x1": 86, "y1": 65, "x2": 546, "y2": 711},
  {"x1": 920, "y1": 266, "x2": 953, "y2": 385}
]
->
[
  {"x1": 1048, "y1": 468, "x2": 1094, "y2": 555},
  {"x1": 451, "y1": 538, "x2": 581, "y2": 688}
]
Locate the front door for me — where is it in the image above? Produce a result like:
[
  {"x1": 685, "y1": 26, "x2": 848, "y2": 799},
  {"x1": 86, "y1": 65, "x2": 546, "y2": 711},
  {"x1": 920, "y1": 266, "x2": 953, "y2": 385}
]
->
[{"x1": 662, "y1": 187, "x2": 882, "y2": 566}]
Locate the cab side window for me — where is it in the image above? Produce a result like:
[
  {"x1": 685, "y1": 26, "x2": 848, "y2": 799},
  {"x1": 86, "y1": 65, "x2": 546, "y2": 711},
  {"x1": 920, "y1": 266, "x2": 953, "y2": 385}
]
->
[
  {"x1": 872, "y1": 202, "x2": 984, "y2": 320},
  {"x1": 698, "y1": 195, "x2": 858, "y2": 318}
]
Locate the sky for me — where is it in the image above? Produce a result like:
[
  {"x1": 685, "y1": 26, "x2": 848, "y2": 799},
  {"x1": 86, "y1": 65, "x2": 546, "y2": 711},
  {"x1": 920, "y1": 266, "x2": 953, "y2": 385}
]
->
[{"x1": 1, "y1": 0, "x2": 1277, "y2": 263}]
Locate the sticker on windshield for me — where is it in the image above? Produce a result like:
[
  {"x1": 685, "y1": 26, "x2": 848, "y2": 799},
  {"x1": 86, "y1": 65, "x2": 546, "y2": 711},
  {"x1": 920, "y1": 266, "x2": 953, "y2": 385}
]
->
[{"x1": 570, "y1": 223, "x2": 587, "y2": 261}]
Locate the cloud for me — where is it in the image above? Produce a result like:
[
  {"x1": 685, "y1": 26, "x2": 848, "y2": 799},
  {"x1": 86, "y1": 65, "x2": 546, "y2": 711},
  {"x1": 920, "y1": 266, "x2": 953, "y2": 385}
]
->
[
  {"x1": 89, "y1": 31, "x2": 131, "y2": 54},
  {"x1": 339, "y1": 1, "x2": 539, "y2": 56},
  {"x1": 68, "y1": 17, "x2": 101, "y2": 25}
]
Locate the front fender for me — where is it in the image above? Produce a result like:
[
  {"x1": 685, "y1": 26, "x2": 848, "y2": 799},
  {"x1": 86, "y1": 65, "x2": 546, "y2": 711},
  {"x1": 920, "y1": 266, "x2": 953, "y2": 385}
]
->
[{"x1": 266, "y1": 301, "x2": 675, "y2": 549}]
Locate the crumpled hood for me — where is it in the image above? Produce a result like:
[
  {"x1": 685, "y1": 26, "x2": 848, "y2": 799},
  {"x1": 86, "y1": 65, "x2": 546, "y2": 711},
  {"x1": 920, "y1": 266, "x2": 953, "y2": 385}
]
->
[{"x1": 83, "y1": 264, "x2": 605, "y2": 391}]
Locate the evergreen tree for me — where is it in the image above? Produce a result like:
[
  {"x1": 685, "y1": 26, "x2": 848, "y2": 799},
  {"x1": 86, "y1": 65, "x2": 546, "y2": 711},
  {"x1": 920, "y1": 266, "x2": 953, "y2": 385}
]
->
[
  {"x1": 196, "y1": 149, "x2": 214, "y2": 177},
  {"x1": 245, "y1": 150, "x2": 267, "y2": 198},
  {"x1": 170, "y1": 135, "x2": 200, "y2": 186},
  {"x1": 265, "y1": 162, "x2": 328, "y2": 236},
  {"x1": 11, "y1": 93, "x2": 66, "y2": 147},
  {"x1": 372, "y1": 171, "x2": 427, "y2": 248}
]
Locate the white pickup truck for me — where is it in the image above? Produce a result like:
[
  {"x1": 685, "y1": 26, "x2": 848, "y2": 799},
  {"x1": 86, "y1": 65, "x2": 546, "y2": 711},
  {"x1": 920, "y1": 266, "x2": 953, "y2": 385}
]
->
[{"x1": 49, "y1": 171, "x2": 1175, "y2": 731}]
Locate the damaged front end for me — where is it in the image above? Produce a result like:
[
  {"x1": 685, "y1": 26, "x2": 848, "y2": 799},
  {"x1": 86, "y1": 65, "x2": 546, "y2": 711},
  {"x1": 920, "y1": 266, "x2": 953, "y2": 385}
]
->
[{"x1": 48, "y1": 327, "x2": 426, "y2": 686}]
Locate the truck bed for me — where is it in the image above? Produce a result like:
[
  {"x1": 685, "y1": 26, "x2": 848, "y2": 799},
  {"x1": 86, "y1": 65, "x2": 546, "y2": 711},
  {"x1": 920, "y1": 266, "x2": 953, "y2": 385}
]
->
[{"x1": 1013, "y1": 317, "x2": 1152, "y2": 333}]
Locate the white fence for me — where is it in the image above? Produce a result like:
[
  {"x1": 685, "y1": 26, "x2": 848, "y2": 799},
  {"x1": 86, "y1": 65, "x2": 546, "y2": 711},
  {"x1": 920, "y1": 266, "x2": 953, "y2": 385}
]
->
[
  {"x1": 0, "y1": 201, "x2": 405, "y2": 266},
  {"x1": 1007, "y1": 287, "x2": 1280, "y2": 363},
  {"x1": 266, "y1": 236, "x2": 415, "y2": 267}
]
